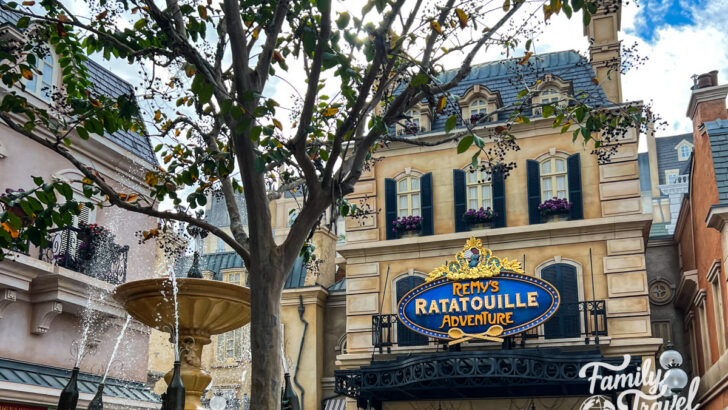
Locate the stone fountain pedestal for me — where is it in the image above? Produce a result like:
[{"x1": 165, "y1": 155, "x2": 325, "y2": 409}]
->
[{"x1": 115, "y1": 278, "x2": 250, "y2": 409}]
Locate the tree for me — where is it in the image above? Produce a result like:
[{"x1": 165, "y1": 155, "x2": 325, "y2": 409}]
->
[{"x1": 0, "y1": 0, "x2": 645, "y2": 407}]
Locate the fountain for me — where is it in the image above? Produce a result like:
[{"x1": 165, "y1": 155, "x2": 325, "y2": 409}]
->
[{"x1": 115, "y1": 277, "x2": 251, "y2": 409}]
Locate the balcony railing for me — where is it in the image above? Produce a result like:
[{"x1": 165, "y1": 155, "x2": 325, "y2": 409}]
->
[
  {"x1": 372, "y1": 300, "x2": 607, "y2": 353},
  {"x1": 667, "y1": 174, "x2": 689, "y2": 185},
  {"x1": 37, "y1": 226, "x2": 129, "y2": 284}
]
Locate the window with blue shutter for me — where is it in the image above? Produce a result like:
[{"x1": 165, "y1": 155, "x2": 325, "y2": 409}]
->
[
  {"x1": 453, "y1": 169, "x2": 468, "y2": 232},
  {"x1": 420, "y1": 173, "x2": 434, "y2": 236},
  {"x1": 567, "y1": 153, "x2": 583, "y2": 220},
  {"x1": 526, "y1": 159, "x2": 542, "y2": 224},
  {"x1": 542, "y1": 263, "x2": 581, "y2": 339},
  {"x1": 396, "y1": 276, "x2": 428, "y2": 346},
  {"x1": 385, "y1": 178, "x2": 397, "y2": 240}
]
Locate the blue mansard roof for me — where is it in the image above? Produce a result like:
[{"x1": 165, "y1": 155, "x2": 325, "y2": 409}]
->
[{"x1": 398, "y1": 50, "x2": 610, "y2": 134}]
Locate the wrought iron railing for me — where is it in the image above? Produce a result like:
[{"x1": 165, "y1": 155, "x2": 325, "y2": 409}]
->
[
  {"x1": 372, "y1": 300, "x2": 607, "y2": 353},
  {"x1": 37, "y1": 226, "x2": 129, "y2": 284}
]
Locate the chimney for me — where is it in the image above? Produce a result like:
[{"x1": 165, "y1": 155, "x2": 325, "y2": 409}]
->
[
  {"x1": 584, "y1": 0, "x2": 623, "y2": 104},
  {"x1": 686, "y1": 70, "x2": 728, "y2": 126}
]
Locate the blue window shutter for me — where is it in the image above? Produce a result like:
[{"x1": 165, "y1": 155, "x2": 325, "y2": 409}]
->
[
  {"x1": 420, "y1": 173, "x2": 434, "y2": 236},
  {"x1": 492, "y1": 168, "x2": 506, "y2": 228},
  {"x1": 385, "y1": 178, "x2": 397, "y2": 240},
  {"x1": 526, "y1": 159, "x2": 542, "y2": 224},
  {"x1": 396, "y1": 276, "x2": 428, "y2": 346},
  {"x1": 542, "y1": 264, "x2": 581, "y2": 339},
  {"x1": 453, "y1": 169, "x2": 468, "y2": 232},
  {"x1": 567, "y1": 153, "x2": 583, "y2": 220}
]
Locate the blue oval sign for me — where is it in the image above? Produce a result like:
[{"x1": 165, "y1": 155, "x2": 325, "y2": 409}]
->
[{"x1": 397, "y1": 272, "x2": 560, "y2": 340}]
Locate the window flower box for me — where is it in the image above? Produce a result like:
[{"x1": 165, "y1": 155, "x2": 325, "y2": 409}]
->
[
  {"x1": 403, "y1": 122, "x2": 419, "y2": 135},
  {"x1": 392, "y1": 215, "x2": 423, "y2": 237},
  {"x1": 470, "y1": 112, "x2": 486, "y2": 124},
  {"x1": 538, "y1": 197, "x2": 571, "y2": 222},
  {"x1": 462, "y1": 207, "x2": 496, "y2": 230}
]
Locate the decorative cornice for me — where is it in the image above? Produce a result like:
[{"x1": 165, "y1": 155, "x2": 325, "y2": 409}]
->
[
  {"x1": 693, "y1": 288, "x2": 707, "y2": 308},
  {"x1": 30, "y1": 301, "x2": 63, "y2": 335},
  {"x1": 707, "y1": 259, "x2": 721, "y2": 283},
  {"x1": 686, "y1": 84, "x2": 728, "y2": 119},
  {"x1": 338, "y1": 214, "x2": 653, "y2": 261},
  {"x1": 706, "y1": 204, "x2": 728, "y2": 232},
  {"x1": 0, "y1": 289, "x2": 17, "y2": 319},
  {"x1": 674, "y1": 269, "x2": 698, "y2": 311},
  {"x1": 281, "y1": 285, "x2": 329, "y2": 307}
]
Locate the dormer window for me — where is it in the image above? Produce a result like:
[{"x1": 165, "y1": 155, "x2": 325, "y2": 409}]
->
[
  {"x1": 540, "y1": 88, "x2": 561, "y2": 105},
  {"x1": 470, "y1": 99, "x2": 488, "y2": 118},
  {"x1": 405, "y1": 109, "x2": 420, "y2": 131},
  {"x1": 459, "y1": 85, "x2": 502, "y2": 125},
  {"x1": 675, "y1": 140, "x2": 694, "y2": 161},
  {"x1": 532, "y1": 75, "x2": 572, "y2": 116},
  {"x1": 25, "y1": 53, "x2": 54, "y2": 102}
]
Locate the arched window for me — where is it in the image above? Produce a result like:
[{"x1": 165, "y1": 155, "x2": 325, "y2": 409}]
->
[
  {"x1": 394, "y1": 275, "x2": 428, "y2": 346},
  {"x1": 397, "y1": 175, "x2": 420, "y2": 217},
  {"x1": 540, "y1": 157, "x2": 568, "y2": 201},
  {"x1": 539, "y1": 87, "x2": 561, "y2": 105},
  {"x1": 470, "y1": 99, "x2": 488, "y2": 117},
  {"x1": 466, "y1": 167, "x2": 492, "y2": 210},
  {"x1": 26, "y1": 53, "x2": 54, "y2": 102},
  {"x1": 405, "y1": 109, "x2": 420, "y2": 129},
  {"x1": 540, "y1": 263, "x2": 581, "y2": 339}
]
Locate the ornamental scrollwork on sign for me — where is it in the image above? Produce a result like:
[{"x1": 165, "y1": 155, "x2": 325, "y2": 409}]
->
[{"x1": 425, "y1": 237, "x2": 524, "y2": 282}]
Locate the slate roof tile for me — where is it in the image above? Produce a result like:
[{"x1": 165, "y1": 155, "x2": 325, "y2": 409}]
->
[
  {"x1": 0, "y1": 6, "x2": 157, "y2": 165},
  {"x1": 0, "y1": 358, "x2": 159, "y2": 402}
]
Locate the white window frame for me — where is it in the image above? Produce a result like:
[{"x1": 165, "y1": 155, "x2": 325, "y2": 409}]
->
[
  {"x1": 676, "y1": 140, "x2": 694, "y2": 161},
  {"x1": 25, "y1": 52, "x2": 56, "y2": 102},
  {"x1": 539, "y1": 156, "x2": 569, "y2": 202},
  {"x1": 464, "y1": 166, "x2": 492, "y2": 211},
  {"x1": 396, "y1": 174, "x2": 421, "y2": 217},
  {"x1": 469, "y1": 99, "x2": 488, "y2": 117}
]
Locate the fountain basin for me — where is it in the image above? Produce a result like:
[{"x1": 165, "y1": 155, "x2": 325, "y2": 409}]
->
[{"x1": 115, "y1": 278, "x2": 251, "y2": 409}]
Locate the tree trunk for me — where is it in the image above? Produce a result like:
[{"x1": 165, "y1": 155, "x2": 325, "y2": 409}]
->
[{"x1": 249, "y1": 264, "x2": 285, "y2": 410}]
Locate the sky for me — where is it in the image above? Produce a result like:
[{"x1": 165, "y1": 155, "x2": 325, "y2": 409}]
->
[
  {"x1": 529, "y1": 0, "x2": 728, "y2": 141},
  {"x1": 84, "y1": 0, "x2": 728, "y2": 150}
]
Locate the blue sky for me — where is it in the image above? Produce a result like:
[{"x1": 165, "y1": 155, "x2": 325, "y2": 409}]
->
[{"x1": 632, "y1": 0, "x2": 696, "y2": 40}]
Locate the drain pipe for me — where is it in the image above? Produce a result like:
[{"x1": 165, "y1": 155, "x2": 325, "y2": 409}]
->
[{"x1": 293, "y1": 295, "x2": 308, "y2": 408}]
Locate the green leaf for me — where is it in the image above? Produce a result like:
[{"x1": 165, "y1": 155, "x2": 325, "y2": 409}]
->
[
  {"x1": 32, "y1": 176, "x2": 44, "y2": 186},
  {"x1": 76, "y1": 126, "x2": 90, "y2": 140},
  {"x1": 16, "y1": 16, "x2": 29, "y2": 29},
  {"x1": 410, "y1": 74, "x2": 429, "y2": 87},
  {"x1": 541, "y1": 105, "x2": 554, "y2": 117},
  {"x1": 517, "y1": 89, "x2": 528, "y2": 99},
  {"x1": 133, "y1": 18, "x2": 147, "y2": 30},
  {"x1": 457, "y1": 135, "x2": 473, "y2": 153},
  {"x1": 575, "y1": 106, "x2": 586, "y2": 123},
  {"x1": 336, "y1": 12, "x2": 350, "y2": 29},
  {"x1": 582, "y1": 10, "x2": 591, "y2": 26},
  {"x1": 471, "y1": 152, "x2": 479, "y2": 168},
  {"x1": 445, "y1": 115, "x2": 457, "y2": 133}
]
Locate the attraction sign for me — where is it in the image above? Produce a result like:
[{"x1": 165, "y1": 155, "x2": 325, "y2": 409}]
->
[{"x1": 397, "y1": 238, "x2": 560, "y2": 345}]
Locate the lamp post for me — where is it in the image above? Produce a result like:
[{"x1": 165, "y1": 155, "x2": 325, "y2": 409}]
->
[
  {"x1": 658, "y1": 345, "x2": 689, "y2": 398},
  {"x1": 185, "y1": 225, "x2": 208, "y2": 279}
]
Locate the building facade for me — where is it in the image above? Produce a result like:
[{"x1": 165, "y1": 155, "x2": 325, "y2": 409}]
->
[
  {"x1": 333, "y1": 4, "x2": 665, "y2": 409},
  {"x1": 671, "y1": 70, "x2": 728, "y2": 410},
  {"x1": 0, "y1": 7, "x2": 159, "y2": 409},
  {"x1": 146, "y1": 194, "x2": 346, "y2": 409}
]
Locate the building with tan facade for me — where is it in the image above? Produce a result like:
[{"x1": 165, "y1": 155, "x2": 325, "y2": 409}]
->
[
  {"x1": 0, "y1": 6, "x2": 159, "y2": 409},
  {"x1": 332, "y1": 4, "x2": 666, "y2": 409},
  {"x1": 147, "y1": 193, "x2": 346, "y2": 409}
]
